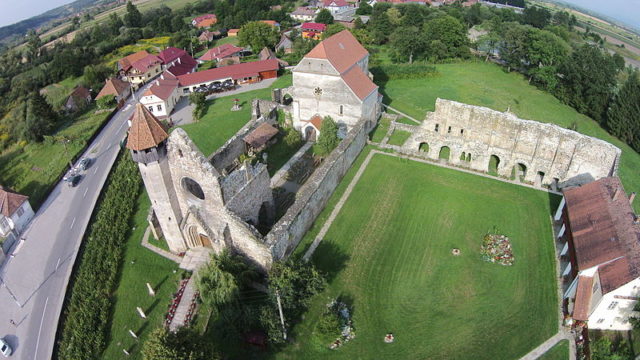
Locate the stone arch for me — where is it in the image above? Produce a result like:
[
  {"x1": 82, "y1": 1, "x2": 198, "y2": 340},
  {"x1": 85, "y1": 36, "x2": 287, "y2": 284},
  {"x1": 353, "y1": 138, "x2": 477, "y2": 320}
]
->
[
  {"x1": 513, "y1": 162, "x2": 527, "y2": 182},
  {"x1": 488, "y1": 155, "x2": 500, "y2": 175},
  {"x1": 182, "y1": 177, "x2": 205, "y2": 200},
  {"x1": 466, "y1": 153, "x2": 472, "y2": 162},
  {"x1": 460, "y1": 151, "x2": 467, "y2": 161},
  {"x1": 536, "y1": 171, "x2": 545, "y2": 186},
  {"x1": 304, "y1": 126, "x2": 317, "y2": 142},
  {"x1": 439, "y1": 146, "x2": 450, "y2": 161},
  {"x1": 419, "y1": 142, "x2": 429, "y2": 153},
  {"x1": 187, "y1": 225, "x2": 212, "y2": 248}
]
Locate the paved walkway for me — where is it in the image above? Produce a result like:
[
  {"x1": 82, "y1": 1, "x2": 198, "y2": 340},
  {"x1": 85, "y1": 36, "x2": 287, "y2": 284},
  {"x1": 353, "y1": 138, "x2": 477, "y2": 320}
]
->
[
  {"x1": 141, "y1": 227, "x2": 181, "y2": 263},
  {"x1": 382, "y1": 104, "x2": 421, "y2": 124},
  {"x1": 519, "y1": 332, "x2": 568, "y2": 360},
  {"x1": 179, "y1": 247, "x2": 213, "y2": 271},
  {"x1": 168, "y1": 276, "x2": 198, "y2": 332}
]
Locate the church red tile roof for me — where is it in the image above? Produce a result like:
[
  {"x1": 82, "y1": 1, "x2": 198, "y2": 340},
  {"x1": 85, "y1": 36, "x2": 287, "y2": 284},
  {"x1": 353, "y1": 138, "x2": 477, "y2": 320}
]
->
[
  {"x1": 126, "y1": 103, "x2": 169, "y2": 151},
  {"x1": 96, "y1": 77, "x2": 129, "y2": 99},
  {"x1": 0, "y1": 186, "x2": 28, "y2": 217},
  {"x1": 306, "y1": 115, "x2": 324, "y2": 130},
  {"x1": 342, "y1": 66, "x2": 377, "y2": 100}
]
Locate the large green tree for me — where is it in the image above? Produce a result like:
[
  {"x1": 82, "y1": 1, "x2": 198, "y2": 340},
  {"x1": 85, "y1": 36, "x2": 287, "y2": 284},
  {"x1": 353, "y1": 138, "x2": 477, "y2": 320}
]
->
[
  {"x1": 607, "y1": 71, "x2": 640, "y2": 152},
  {"x1": 315, "y1": 9, "x2": 334, "y2": 25},
  {"x1": 238, "y1": 21, "x2": 279, "y2": 51},
  {"x1": 389, "y1": 26, "x2": 428, "y2": 63},
  {"x1": 423, "y1": 15, "x2": 470, "y2": 60},
  {"x1": 83, "y1": 64, "x2": 113, "y2": 92},
  {"x1": 356, "y1": 0, "x2": 372, "y2": 15},
  {"x1": 316, "y1": 116, "x2": 340, "y2": 156},
  {"x1": 123, "y1": 1, "x2": 142, "y2": 28},
  {"x1": 19, "y1": 92, "x2": 57, "y2": 142}
]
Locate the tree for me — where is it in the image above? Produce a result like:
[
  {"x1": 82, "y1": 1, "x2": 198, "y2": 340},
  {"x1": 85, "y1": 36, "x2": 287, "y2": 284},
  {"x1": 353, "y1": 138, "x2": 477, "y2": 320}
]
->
[
  {"x1": 238, "y1": 21, "x2": 279, "y2": 51},
  {"x1": 123, "y1": 1, "x2": 142, "y2": 28},
  {"x1": 96, "y1": 95, "x2": 116, "y2": 109},
  {"x1": 322, "y1": 23, "x2": 347, "y2": 39},
  {"x1": 107, "y1": 13, "x2": 124, "y2": 36},
  {"x1": 527, "y1": 29, "x2": 570, "y2": 90},
  {"x1": 370, "y1": 11, "x2": 392, "y2": 44},
  {"x1": 315, "y1": 9, "x2": 334, "y2": 25},
  {"x1": 498, "y1": 23, "x2": 531, "y2": 72},
  {"x1": 20, "y1": 92, "x2": 57, "y2": 142},
  {"x1": 356, "y1": 0, "x2": 372, "y2": 15},
  {"x1": 522, "y1": 6, "x2": 550, "y2": 28},
  {"x1": 423, "y1": 15, "x2": 470, "y2": 59},
  {"x1": 590, "y1": 337, "x2": 633, "y2": 360},
  {"x1": 389, "y1": 26, "x2": 428, "y2": 63},
  {"x1": 386, "y1": 8, "x2": 402, "y2": 26},
  {"x1": 284, "y1": 128, "x2": 302, "y2": 148},
  {"x1": 315, "y1": 116, "x2": 340, "y2": 156},
  {"x1": 196, "y1": 253, "x2": 240, "y2": 308},
  {"x1": 83, "y1": 64, "x2": 112, "y2": 91},
  {"x1": 189, "y1": 92, "x2": 207, "y2": 121},
  {"x1": 607, "y1": 71, "x2": 640, "y2": 152},
  {"x1": 267, "y1": 259, "x2": 326, "y2": 320}
]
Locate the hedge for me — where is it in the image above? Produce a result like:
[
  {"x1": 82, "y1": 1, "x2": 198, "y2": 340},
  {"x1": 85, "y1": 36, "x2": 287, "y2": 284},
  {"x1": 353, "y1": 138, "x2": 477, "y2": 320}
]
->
[
  {"x1": 370, "y1": 63, "x2": 438, "y2": 81},
  {"x1": 56, "y1": 151, "x2": 142, "y2": 360}
]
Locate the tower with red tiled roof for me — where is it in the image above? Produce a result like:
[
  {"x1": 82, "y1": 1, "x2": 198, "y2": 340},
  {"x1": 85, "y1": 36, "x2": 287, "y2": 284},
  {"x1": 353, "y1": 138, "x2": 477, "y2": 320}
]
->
[{"x1": 291, "y1": 30, "x2": 382, "y2": 140}]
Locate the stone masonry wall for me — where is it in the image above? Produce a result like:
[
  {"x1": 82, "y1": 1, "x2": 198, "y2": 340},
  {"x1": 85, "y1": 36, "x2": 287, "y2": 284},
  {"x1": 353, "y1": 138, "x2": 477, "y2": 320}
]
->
[
  {"x1": 402, "y1": 99, "x2": 621, "y2": 188},
  {"x1": 265, "y1": 117, "x2": 371, "y2": 260}
]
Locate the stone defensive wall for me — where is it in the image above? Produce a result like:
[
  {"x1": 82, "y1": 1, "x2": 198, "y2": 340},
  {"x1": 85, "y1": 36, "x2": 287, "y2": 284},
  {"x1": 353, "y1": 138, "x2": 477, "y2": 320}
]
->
[
  {"x1": 264, "y1": 117, "x2": 372, "y2": 260},
  {"x1": 400, "y1": 99, "x2": 621, "y2": 188}
]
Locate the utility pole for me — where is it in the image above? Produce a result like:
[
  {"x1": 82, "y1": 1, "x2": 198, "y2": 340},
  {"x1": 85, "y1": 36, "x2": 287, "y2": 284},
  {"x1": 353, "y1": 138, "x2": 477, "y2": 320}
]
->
[{"x1": 275, "y1": 289, "x2": 287, "y2": 340}]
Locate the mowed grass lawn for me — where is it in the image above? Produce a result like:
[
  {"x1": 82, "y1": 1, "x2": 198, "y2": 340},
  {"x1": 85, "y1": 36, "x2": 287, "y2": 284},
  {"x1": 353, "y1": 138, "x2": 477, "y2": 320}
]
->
[
  {"x1": 539, "y1": 340, "x2": 570, "y2": 360},
  {"x1": 380, "y1": 61, "x2": 640, "y2": 212},
  {"x1": 280, "y1": 153, "x2": 559, "y2": 360}
]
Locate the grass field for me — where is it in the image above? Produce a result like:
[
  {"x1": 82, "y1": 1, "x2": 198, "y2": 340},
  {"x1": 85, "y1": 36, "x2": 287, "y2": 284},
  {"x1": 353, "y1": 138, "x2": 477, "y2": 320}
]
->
[
  {"x1": 180, "y1": 74, "x2": 292, "y2": 155},
  {"x1": 41, "y1": 76, "x2": 84, "y2": 109},
  {"x1": 0, "y1": 106, "x2": 112, "y2": 209},
  {"x1": 539, "y1": 340, "x2": 570, "y2": 360},
  {"x1": 369, "y1": 116, "x2": 390, "y2": 143},
  {"x1": 386, "y1": 129, "x2": 411, "y2": 146},
  {"x1": 101, "y1": 192, "x2": 184, "y2": 360},
  {"x1": 279, "y1": 153, "x2": 559, "y2": 359},
  {"x1": 379, "y1": 61, "x2": 640, "y2": 212}
]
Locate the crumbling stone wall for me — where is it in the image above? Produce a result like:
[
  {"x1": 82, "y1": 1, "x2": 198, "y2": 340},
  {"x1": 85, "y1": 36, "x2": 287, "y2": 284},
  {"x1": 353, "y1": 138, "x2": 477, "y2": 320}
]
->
[{"x1": 401, "y1": 99, "x2": 621, "y2": 188}]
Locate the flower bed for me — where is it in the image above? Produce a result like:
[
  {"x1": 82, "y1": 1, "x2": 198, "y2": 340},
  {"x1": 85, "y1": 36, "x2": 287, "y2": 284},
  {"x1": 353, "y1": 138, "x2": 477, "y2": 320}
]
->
[
  {"x1": 481, "y1": 233, "x2": 514, "y2": 266},
  {"x1": 320, "y1": 298, "x2": 355, "y2": 350}
]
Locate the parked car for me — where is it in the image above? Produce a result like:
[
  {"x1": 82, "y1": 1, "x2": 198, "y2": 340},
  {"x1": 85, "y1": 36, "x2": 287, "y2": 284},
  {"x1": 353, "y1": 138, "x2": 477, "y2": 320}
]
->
[
  {"x1": 78, "y1": 157, "x2": 91, "y2": 171},
  {"x1": 67, "y1": 174, "x2": 82, "y2": 187},
  {"x1": 0, "y1": 337, "x2": 12, "y2": 357}
]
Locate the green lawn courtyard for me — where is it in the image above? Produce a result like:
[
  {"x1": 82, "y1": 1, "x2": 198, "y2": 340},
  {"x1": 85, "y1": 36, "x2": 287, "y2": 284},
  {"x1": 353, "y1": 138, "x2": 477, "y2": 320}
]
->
[
  {"x1": 280, "y1": 152, "x2": 559, "y2": 360},
  {"x1": 379, "y1": 61, "x2": 640, "y2": 212},
  {"x1": 539, "y1": 340, "x2": 570, "y2": 360}
]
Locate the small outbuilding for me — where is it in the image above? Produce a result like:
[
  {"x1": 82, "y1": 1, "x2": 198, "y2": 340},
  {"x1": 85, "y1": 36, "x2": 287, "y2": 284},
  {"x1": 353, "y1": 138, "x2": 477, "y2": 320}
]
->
[
  {"x1": 65, "y1": 86, "x2": 92, "y2": 112},
  {"x1": 244, "y1": 122, "x2": 279, "y2": 152}
]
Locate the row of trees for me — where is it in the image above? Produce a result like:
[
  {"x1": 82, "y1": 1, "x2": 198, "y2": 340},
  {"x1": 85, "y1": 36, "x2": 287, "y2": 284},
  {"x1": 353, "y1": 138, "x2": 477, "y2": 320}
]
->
[{"x1": 57, "y1": 152, "x2": 142, "y2": 360}]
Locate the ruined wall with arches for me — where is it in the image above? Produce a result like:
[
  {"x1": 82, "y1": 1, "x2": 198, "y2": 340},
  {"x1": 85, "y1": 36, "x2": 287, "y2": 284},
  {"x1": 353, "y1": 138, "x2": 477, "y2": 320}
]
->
[{"x1": 401, "y1": 99, "x2": 621, "y2": 188}]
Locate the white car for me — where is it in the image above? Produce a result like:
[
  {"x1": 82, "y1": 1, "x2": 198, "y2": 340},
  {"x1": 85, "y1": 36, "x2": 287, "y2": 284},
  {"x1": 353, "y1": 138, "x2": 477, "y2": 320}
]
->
[{"x1": 0, "y1": 337, "x2": 12, "y2": 357}]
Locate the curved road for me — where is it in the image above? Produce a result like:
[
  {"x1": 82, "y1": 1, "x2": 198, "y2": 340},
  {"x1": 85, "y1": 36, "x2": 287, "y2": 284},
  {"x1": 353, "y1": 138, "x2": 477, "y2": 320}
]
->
[{"x1": 0, "y1": 84, "x2": 150, "y2": 360}]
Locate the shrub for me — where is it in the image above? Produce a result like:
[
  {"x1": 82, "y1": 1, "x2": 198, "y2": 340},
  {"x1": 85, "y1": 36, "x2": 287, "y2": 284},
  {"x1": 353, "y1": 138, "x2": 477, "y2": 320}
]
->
[
  {"x1": 315, "y1": 116, "x2": 340, "y2": 156},
  {"x1": 370, "y1": 63, "x2": 438, "y2": 81},
  {"x1": 96, "y1": 95, "x2": 116, "y2": 109}
]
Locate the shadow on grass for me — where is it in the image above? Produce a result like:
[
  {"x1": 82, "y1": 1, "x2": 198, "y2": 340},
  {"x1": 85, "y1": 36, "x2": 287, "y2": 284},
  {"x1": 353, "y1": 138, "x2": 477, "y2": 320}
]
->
[{"x1": 310, "y1": 240, "x2": 350, "y2": 284}]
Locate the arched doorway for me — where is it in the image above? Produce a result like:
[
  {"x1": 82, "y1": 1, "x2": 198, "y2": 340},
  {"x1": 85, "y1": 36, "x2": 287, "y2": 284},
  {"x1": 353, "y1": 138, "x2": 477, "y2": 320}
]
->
[
  {"x1": 513, "y1": 163, "x2": 527, "y2": 182},
  {"x1": 439, "y1": 146, "x2": 450, "y2": 161},
  {"x1": 419, "y1": 142, "x2": 429, "y2": 152},
  {"x1": 460, "y1": 152, "x2": 466, "y2": 161},
  {"x1": 536, "y1": 171, "x2": 545, "y2": 186},
  {"x1": 304, "y1": 126, "x2": 317, "y2": 142},
  {"x1": 187, "y1": 225, "x2": 212, "y2": 248},
  {"x1": 488, "y1": 155, "x2": 500, "y2": 176}
]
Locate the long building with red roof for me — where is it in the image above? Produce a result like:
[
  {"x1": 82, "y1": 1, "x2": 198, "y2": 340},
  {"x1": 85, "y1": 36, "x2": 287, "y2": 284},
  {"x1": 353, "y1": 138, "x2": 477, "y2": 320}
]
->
[{"x1": 291, "y1": 30, "x2": 381, "y2": 140}]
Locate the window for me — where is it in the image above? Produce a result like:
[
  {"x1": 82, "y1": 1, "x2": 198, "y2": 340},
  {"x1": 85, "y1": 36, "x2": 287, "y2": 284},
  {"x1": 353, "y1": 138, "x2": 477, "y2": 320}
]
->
[
  {"x1": 157, "y1": 105, "x2": 162, "y2": 111},
  {"x1": 16, "y1": 207, "x2": 24, "y2": 217},
  {"x1": 434, "y1": 124, "x2": 439, "y2": 132},
  {"x1": 460, "y1": 129, "x2": 464, "y2": 135},
  {"x1": 148, "y1": 106, "x2": 153, "y2": 112},
  {"x1": 597, "y1": 318, "x2": 605, "y2": 324},
  {"x1": 607, "y1": 301, "x2": 618, "y2": 310},
  {"x1": 448, "y1": 126, "x2": 452, "y2": 134},
  {"x1": 1, "y1": 217, "x2": 9, "y2": 231},
  {"x1": 339, "y1": 105, "x2": 343, "y2": 115}
]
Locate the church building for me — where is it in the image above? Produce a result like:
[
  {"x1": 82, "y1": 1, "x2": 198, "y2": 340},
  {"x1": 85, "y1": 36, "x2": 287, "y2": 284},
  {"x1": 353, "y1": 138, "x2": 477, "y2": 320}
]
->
[{"x1": 291, "y1": 30, "x2": 382, "y2": 140}]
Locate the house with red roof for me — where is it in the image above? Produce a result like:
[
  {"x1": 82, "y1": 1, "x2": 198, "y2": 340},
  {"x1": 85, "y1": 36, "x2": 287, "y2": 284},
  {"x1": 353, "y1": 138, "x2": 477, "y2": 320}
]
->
[
  {"x1": 140, "y1": 72, "x2": 181, "y2": 119},
  {"x1": 291, "y1": 30, "x2": 381, "y2": 140},
  {"x1": 122, "y1": 52, "x2": 163, "y2": 87},
  {"x1": 198, "y1": 43, "x2": 244, "y2": 63},
  {"x1": 321, "y1": 0, "x2": 351, "y2": 14},
  {"x1": 96, "y1": 77, "x2": 131, "y2": 108},
  {"x1": 228, "y1": 29, "x2": 240, "y2": 37},
  {"x1": 301, "y1": 22, "x2": 327, "y2": 40},
  {"x1": 0, "y1": 186, "x2": 34, "y2": 246},
  {"x1": 192, "y1": 14, "x2": 217, "y2": 28},
  {"x1": 65, "y1": 86, "x2": 92, "y2": 112},
  {"x1": 177, "y1": 59, "x2": 280, "y2": 94},
  {"x1": 291, "y1": 7, "x2": 318, "y2": 22},
  {"x1": 556, "y1": 177, "x2": 640, "y2": 330}
]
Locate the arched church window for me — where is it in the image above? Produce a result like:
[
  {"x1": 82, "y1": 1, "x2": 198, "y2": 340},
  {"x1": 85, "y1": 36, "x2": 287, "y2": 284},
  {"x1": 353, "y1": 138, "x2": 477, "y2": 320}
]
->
[
  {"x1": 182, "y1": 177, "x2": 205, "y2": 200},
  {"x1": 339, "y1": 105, "x2": 343, "y2": 115}
]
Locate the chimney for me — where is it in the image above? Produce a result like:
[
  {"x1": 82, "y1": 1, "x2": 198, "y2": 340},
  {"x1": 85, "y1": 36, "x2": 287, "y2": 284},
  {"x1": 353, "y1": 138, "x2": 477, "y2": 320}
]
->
[{"x1": 630, "y1": 192, "x2": 637, "y2": 205}]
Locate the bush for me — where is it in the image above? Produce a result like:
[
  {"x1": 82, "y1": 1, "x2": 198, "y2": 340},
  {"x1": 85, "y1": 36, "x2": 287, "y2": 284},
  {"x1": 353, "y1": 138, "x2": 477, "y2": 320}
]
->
[
  {"x1": 315, "y1": 117, "x2": 340, "y2": 156},
  {"x1": 370, "y1": 63, "x2": 438, "y2": 81},
  {"x1": 56, "y1": 151, "x2": 142, "y2": 360},
  {"x1": 284, "y1": 128, "x2": 302, "y2": 148},
  {"x1": 96, "y1": 95, "x2": 116, "y2": 109}
]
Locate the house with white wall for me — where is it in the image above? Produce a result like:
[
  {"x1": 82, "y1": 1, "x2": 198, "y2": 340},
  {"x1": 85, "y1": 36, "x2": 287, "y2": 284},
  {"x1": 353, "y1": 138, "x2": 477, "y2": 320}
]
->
[
  {"x1": 139, "y1": 72, "x2": 181, "y2": 119},
  {"x1": 0, "y1": 186, "x2": 34, "y2": 246},
  {"x1": 557, "y1": 177, "x2": 640, "y2": 330},
  {"x1": 321, "y1": 0, "x2": 352, "y2": 14}
]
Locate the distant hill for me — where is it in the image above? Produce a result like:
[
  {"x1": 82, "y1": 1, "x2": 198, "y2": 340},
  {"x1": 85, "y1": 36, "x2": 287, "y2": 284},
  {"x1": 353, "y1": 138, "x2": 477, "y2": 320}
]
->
[{"x1": 0, "y1": 0, "x2": 119, "y2": 46}]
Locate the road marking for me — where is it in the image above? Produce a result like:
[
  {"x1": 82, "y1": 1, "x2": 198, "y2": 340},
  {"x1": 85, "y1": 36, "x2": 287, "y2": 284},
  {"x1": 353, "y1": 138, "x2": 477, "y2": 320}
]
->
[
  {"x1": 94, "y1": 166, "x2": 100, "y2": 175},
  {"x1": 83, "y1": 188, "x2": 88, "y2": 198},
  {"x1": 70, "y1": 217, "x2": 76, "y2": 229},
  {"x1": 56, "y1": 258, "x2": 61, "y2": 270},
  {"x1": 34, "y1": 296, "x2": 49, "y2": 358},
  {"x1": 117, "y1": 120, "x2": 126, "y2": 132}
]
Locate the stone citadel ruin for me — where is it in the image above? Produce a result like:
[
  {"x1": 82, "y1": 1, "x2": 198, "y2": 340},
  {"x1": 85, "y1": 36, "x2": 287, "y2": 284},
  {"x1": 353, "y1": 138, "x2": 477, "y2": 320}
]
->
[{"x1": 398, "y1": 99, "x2": 621, "y2": 188}]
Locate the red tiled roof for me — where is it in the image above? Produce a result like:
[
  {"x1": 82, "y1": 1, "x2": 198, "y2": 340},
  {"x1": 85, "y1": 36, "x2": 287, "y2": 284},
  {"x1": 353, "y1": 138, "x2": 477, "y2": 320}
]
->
[
  {"x1": 305, "y1": 115, "x2": 324, "y2": 130},
  {"x1": 342, "y1": 66, "x2": 377, "y2": 100},
  {"x1": 0, "y1": 186, "x2": 28, "y2": 217},
  {"x1": 564, "y1": 177, "x2": 640, "y2": 294},
  {"x1": 244, "y1": 122, "x2": 279, "y2": 148},
  {"x1": 228, "y1": 29, "x2": 240, "y2": 34},
  {"x1": 131, "y1": 54, "x2": 162, "y2": 73},
  {"x1": 166, "y1": 54, "x2": 197, "y2": 76},
  {"x1": 260, "y1": 20, "x2": 279, "y2": 26},
  {"x1": 302, "y1": 22, "x2": 327, "y2": 31},
  {"x1": 96, "y1": 77, "x2": 129, "y2": 99},
  {"x1": 118, "y1": 51, "x2": 150, "y2": 72},
  {"x1": 193, "y1": 14, "x2": 217, "y2": 24},
  {"x1": 573, "y1": 275, "x2": 594, "y2": 321},
  {"x1": 146, "y1": 72, "x2": 179, "y2": 100},
  {"x1": 177, "y1": 59, "x2": 279, "y2": 86},
  {"x1": 199, "y1": 43, "x2": 244, "y2": 62},
  {"x1": 70, "y1": 86, "x2": 91, "y2": 100},
  {"x1": 323, "y1": 0, "x2": 349, "y2": 6},
  {"x1": 292, "y1": 7, "x2": 317, "y2": 16},
  {"x1": 306, "y1": 30, "x2": 368, "y2": 73},
  {"x1": 126, "y1": 103, "x2": 169, "y2": 151},
  {"x1": 158, "y1": 47, "x2": 188, "y2": 64},
  {"x1": 196, "y1": 18, "x2": 217, "y2": 28}
]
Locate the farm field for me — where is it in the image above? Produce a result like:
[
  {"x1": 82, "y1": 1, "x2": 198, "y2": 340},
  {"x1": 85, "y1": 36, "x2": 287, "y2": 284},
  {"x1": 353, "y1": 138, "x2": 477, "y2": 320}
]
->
[
  {"x1": 280, "y1": 153, "x2": 559, "y2": 359},
  {"x1": 379, "y1": 61, "x2": 640, "y2": 212}
]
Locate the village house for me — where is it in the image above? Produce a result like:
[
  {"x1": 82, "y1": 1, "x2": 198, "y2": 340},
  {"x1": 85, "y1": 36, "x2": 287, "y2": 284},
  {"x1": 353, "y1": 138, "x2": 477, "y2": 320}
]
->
[
  {"x1": 198, "y1": 30, "x2": 221, "y2": 43},
  {"x1": 228, "y1": 29, "x2": 240, "y2": 37},
  {"x1": 291, "y1": 30, "x2": 382, "y2": 140},
  {"x1": 198, "y1": 43, "x2": 244, "y2": 63},
  {"x1": 276, "y1": 34, "x2": 293, "y2": 54},
  {"x1": 178, "y1": 59, "x2": 280, "y2": 94},
  {"x1": 301, "y1": 22, "x2": 327, "y2": 40},
  {"x1": 192, "y1": 14, "x2": 217, "y2": 28},
  {"x1": 119, "y1": 51, "x2": 163, "y2": 88},
  {"x1": 139, "y1": 72, "x2": 181, "y2": 119},
  {"x1": 258, "y1": 47, "x2": 288, "y2": 67},
  {"x1": 96, "y1": 77, "x2": 131, "y2": 108},
  {"x1": 64, "y1": 86, "x2": 92, "y2": 112},
  {"x1": 0, "y1": 186, "x2": 34, "y2": 246},
  {"x1": 557, "y1": 177, "x2": 640, "y2": 330},
  {"x1": 321, "y1": 0, "x2": 352, "y2": 15},
  {"x1": 290, "y1": 7, "x2": 318, "y2": 22}
]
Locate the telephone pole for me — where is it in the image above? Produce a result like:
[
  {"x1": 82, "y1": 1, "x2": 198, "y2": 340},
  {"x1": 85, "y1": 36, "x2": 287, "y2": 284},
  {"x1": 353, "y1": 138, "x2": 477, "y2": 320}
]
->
[{"x1": 275, "y1": 289, "x2": 287, "y2": 340}]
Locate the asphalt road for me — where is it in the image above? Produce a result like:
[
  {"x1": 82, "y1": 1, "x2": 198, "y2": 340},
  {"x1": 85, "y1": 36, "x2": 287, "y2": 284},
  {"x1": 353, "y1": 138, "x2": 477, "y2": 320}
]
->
[{"x1": 0, "y1": 84, "x2": 150, "y2": 360}]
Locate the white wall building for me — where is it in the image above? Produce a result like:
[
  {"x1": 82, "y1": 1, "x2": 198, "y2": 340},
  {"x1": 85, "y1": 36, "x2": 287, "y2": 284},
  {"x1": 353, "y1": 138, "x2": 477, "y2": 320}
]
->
[{"x1": 0, "y1": 187, "x2": 34, "y2": 246}]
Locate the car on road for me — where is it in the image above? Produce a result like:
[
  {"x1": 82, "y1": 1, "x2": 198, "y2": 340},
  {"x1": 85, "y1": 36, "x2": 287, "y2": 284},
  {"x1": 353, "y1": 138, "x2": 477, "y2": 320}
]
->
[
  {"x1": 0, "y1": 337, "x2": 12, "y2": 357},
  {"x1": 67, "y1": 174, "x2": 82, "y2": 187},
  {"x1": 78, "y1": 157, "x2": 92, "y2": 170}
]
